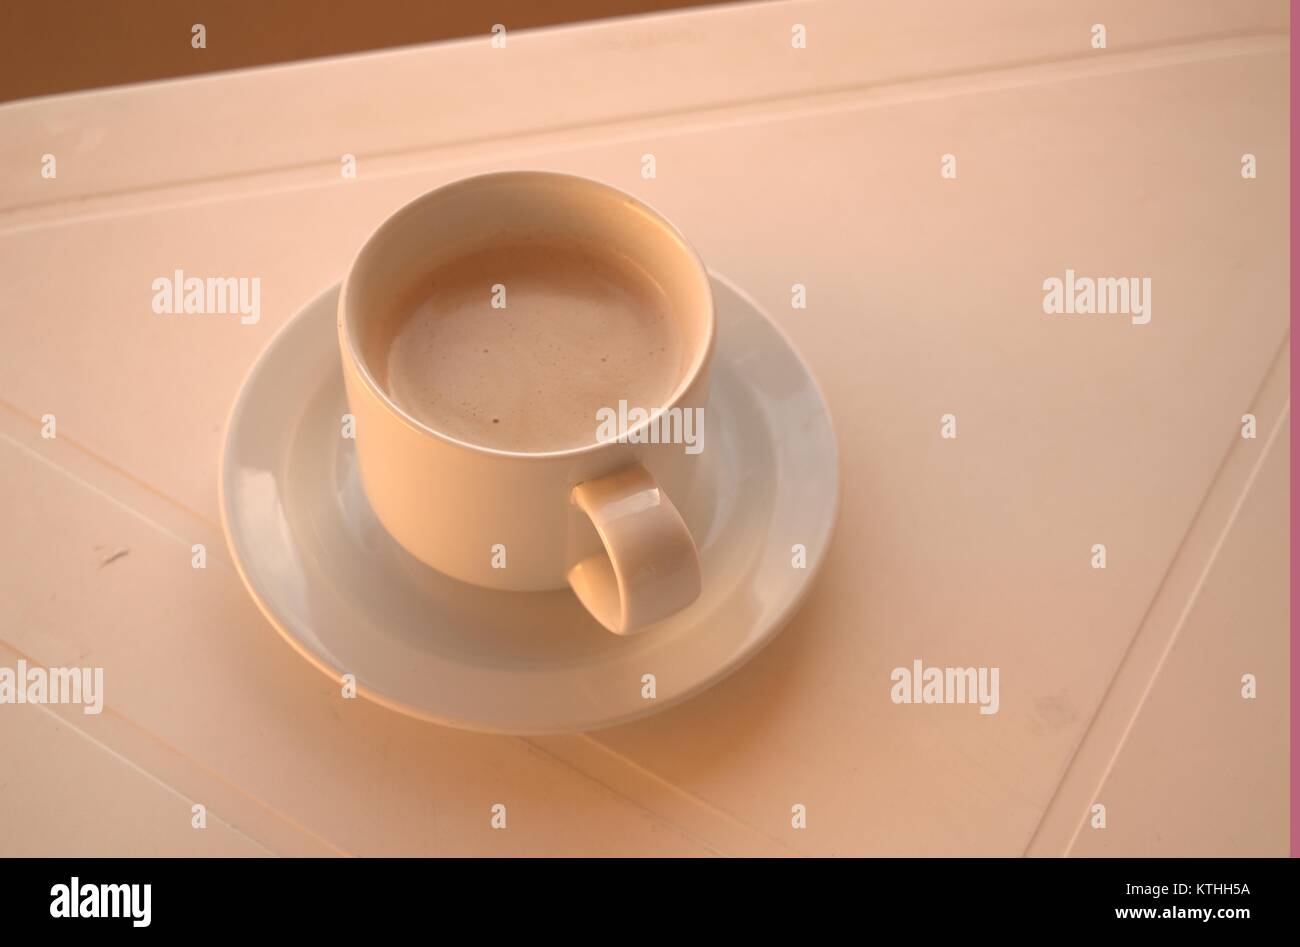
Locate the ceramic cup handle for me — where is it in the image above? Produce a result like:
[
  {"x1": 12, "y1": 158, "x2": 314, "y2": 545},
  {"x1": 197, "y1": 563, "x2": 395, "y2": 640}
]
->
[{"x1": 566, "y1": 463, "x2": 701, "y2": 635}]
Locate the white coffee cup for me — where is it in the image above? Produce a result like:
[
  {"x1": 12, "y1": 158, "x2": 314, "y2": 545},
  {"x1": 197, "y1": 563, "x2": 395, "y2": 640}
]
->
[{"x1": 338, "y1": 172, "x2": 714, "y2": 635}]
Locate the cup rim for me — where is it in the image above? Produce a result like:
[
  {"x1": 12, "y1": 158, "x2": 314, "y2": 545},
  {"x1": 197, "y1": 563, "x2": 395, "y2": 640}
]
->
[{"x1": 338, "y1": 170, "x2": 716, "y2": 461}]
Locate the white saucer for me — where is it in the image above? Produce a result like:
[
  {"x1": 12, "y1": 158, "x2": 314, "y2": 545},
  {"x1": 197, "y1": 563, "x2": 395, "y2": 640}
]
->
[{"x1": 219, "y1": 274, "x2": 838, "y2": 734}]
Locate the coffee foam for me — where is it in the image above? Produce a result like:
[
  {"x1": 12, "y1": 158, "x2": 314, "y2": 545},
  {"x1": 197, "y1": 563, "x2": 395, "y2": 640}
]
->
[{"x1": 375, "y1": 235, "x2": 685, "y2": 452}]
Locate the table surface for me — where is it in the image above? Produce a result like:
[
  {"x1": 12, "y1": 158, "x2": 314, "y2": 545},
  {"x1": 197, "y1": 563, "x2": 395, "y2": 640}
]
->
[{"x1": 0, "y1": 0, "x2": 1290, "y2": 856}]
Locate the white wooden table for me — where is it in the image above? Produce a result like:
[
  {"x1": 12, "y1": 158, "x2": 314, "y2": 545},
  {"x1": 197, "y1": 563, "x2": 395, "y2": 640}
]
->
[{"x1": 0, "y1": 0, "x2": 1289, "y2": 856}]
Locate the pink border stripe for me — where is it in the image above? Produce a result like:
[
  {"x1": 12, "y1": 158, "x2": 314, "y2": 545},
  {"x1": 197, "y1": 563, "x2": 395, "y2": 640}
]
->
[{"x1": 1292, "y1": 0, "x2": 1298, "y2": 861}]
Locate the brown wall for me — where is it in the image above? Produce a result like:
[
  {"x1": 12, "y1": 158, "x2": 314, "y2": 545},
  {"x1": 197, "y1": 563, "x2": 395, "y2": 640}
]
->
[{"x1": 0, "y1": 0, "x2": 746, "y2": 104}]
